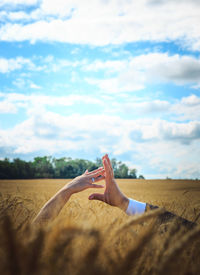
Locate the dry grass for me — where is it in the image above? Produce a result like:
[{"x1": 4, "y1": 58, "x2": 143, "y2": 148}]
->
[{"x1": 0, "y1": 179, "x2": 200, "y2": 275}]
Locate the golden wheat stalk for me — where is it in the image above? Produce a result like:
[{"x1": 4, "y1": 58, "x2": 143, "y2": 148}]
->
[
  {"x1": 116, "y1": 219, "x2": 157, "y2": 275},
  {"x1": 116, "y1": 208, "x2": 164, "y2": 235},
  {"x1": 157, "y1": 225, "x2": 200, "y2": 273}
]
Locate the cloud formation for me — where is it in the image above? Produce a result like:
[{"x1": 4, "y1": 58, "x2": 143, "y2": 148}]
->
[
  {"x1": 0, "y1": 0, "x2": 38, "y2": 7},
  {"x1": 0, "y1": 57, "x2": 34, "y2": 73},
  {"x1": 86, "y1": 53, "x2": 200, "y2": 92},
  {"x1": 1, "y1": 53, "x2": 199, "y2": 93},
  {"x1": 0, "y1": 107, "x2": 200, "y2": 178},
  {"x1": 0, "y1": 0, "x2": 200, "y2": 51},
  {"x1": 0, "y1": 92, "x2": 200, "y2": 178}
]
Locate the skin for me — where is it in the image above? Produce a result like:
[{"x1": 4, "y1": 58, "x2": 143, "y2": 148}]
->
[
  {"x1": 33, "y1": 153, "x2": 196, "y2": 229},
  {"x1": 32, "y1": 167, "x2": 105, "y2": 225},
  {"x1": 88, "y1": 155, "x2": 196, "y2": 229},
  {"x1": 89, "y1": 154, "x2": 129, "y2": 212}
]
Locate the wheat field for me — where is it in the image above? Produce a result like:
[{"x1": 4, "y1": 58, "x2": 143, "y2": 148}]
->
[{"x1": 0, "y1": 179, "x2": 200, "y2": 275}]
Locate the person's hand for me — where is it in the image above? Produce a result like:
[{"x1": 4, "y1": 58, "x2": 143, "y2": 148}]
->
[
  {"x1": 65, "y1": 167, "x2": 105, "y2": 195},
  {"x1": 88, "y1": 154, "x2": 129, "y2": 211},
  {"x1": 33, "y1": 167, "x2": 105, "y2": 225}
]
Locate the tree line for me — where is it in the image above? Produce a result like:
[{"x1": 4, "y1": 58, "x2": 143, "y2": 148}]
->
[{"x1": 0, "y1": 156, "x2": 145, "y2": 179}]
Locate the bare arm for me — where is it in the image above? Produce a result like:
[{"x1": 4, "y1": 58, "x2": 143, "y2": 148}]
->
[
  {"x1": 89, "y1": 154, "x2": 196, "y2": 229},
  {"x1": 32, "y1": 167, "x2": 105, "y2": 225}
]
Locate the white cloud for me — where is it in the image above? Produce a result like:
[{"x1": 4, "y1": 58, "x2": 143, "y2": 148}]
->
[
  {"x1": 0, "y1": 109, "x2": 199, "y2": 178},
  {"x1": 1, "y1": 92, "x2": 200, "y2": 178},
  {"x1": 85, "y1": 60, "x2": 126, "y2": 73},
  {"x1": 181, "y1": 94, "x2": 200, "y2": 106},
  {"x1": 0, "y1": 57, "x2": 35, "y2": 73},
  {"x1": 0, "y1": 0, "x2": 38, "y2": 6},
  {"x1": 135, "y1": 138, "x2": 200, "y2": 179},
  {"x1": 157, "y1": 120, "x2": 200, "y2": 143},
  {"x1": 85, "y1": 53, "x2": 200, "y2": 93},
  {"x1": 111, "y1": 94, "x2": 200, "y2": 121},
  {"x1": 0, "y1": 101, "x2": 17, "y2": 113},
  {"x1": 0, "y1": 55, "x2": 81, "y2": 75},
  {"x1": 86, "y1": 76, "x2": 145, "y2": 93},
  {"x1": 40, "y1": 0, "x2": 75, "y2": 17},
  {"x1": 0, "y1": 0, "x2": 199, "y2": 51},
  {"x1": 30, "y1": 82, "x2": 41, "y2": 89},
  {"x1": 117, "y1": 99, "x2": 171, "y2": 115},
  {"x1": 1, "y1": 53, "x2": 199, "y2": 93},
  {"x1": 140, "y1": 54, "x2": 200, "y2": 85},
  {"x1": 0, "y1": 11, "x2": 31, "y2": 21},
  {"x1": 172, "y1": 94, "x2": 200, "y2": 120},
  {"x1": 0, "y1": 92, "x2": 104, "y2": 114},
  {"x1": 1, "y1": 92, "x2": 200, "y2": 122}
]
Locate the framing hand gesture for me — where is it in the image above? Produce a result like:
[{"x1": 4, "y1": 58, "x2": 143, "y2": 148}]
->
[
  {"x1": 89, "y1": 154, "x2": 129, "y2": 211},
  {"x1": 33, "y1": 167, "x2": 105, "y2": 225}
]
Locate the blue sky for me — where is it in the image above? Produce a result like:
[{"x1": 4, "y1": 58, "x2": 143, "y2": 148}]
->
[{"x1": 0, "y1": 0, "x2": 200, "y2": 179}]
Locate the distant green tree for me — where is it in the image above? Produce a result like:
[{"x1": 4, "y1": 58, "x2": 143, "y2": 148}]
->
[
  {"x1": 12, "y1": 158, "x2": 33, "y2": 179},
  {"x1": 117, "y1": 163, "x2": 129, "y2": 178},
  {"x1": 129, "y1": 168, "x2": 137, "y2": 179},
  {"x1": 95, "y1": 157, "x2": 103, "y2": 167},
  {"x1": 33, "y1": 156, "x2": 54, "y2": 178},
  {"x1": 0, "y1": 158, "x2": 11, "y2": 179},
  {"x1": 138, "y1": 175, "x2": 145, "y2": 179},
  {"x1": 53, "y1": 157, "x2": 67, "y2": 178},
  {"x1": 110, "y1": 158, "x2": 118, "y2": 175},
  {"x1": 0, "y1": 156, "x2": 143, "y2": 180}
]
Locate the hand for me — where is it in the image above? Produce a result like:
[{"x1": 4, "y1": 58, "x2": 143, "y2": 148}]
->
[
  {"x1": 65, "y1": 167, "x2": 105, "y2": 195},
  {"x1": 88, "y1": 154, "x2": 129, "y2": 212},
  {"x1": 33, "y1": 167, "x2": 105, "y2": 225}
]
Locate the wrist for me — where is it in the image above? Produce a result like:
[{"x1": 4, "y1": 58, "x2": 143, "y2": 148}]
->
[
  {"x1": 119, "y1": 195, "x2": 129, "y2": 212},
  {"x1": 62, "y1": 181, "x2": 75, "y2": 197}
]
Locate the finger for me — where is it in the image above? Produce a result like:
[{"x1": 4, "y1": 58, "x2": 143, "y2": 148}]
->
[
  {"x1": 102, "y1": 154, "x2": 106, "y2": 161},
  {"x1": 89, "y1": 169, "x2": 105, "y2": 178},
  {"x1": 103, "y1": 158, "x2": 112, "y2": 182},
  {"x1": 88, "y1": 193, "x2": 105, "y2": 202},
  {"x1": 105, "y1": 154, "x2": 114, "y2": 177},
  {"x1": 93, "y1": 175, "x2": 105, "y2": 182},
  {"x1": 103, "y1": 158, "x2": 110, "y2": 175},
  {"x1": 86, "y1": 167, "x2": 104, "y2": 175},
  {"x1": 90, "y1": 183, "x2": 104, "y2": 188},
  {"x1": 89, "y1": 174, "x2": 105, "y2": 185},
  {"x1": 84, "y1": 169, "x2": 89, "y2": 174},
  {"x1": 102, "y1": 154, "x2": 113, "y2": 176}
]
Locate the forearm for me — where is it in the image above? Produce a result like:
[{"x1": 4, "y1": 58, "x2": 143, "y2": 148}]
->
[
  {"x1": 32, "y1": 185, "x2": 72, "y2": 225},
  {"x1": 145, "y1": 203, "x2": 196, "y2": 229},
  {"x1": 125, "y1": 199, "x2": 196, "y2": 229}
]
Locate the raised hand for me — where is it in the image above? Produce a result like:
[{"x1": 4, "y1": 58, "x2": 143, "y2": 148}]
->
[
  {"x1": 88, "y1": 154, "x2": 129, "y2": 211},
  {"x1": 33, "y1": 167, "x2": 105, "y2": 225},
  {"x1": 67, "y1": 166, "x2": 105, "y2": 195}
]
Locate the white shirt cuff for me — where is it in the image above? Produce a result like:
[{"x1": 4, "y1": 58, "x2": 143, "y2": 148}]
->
[{"x1": 126, "y1": 198, "x2": 146, "y2": 215}]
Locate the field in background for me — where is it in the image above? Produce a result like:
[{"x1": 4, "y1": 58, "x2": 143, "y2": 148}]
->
[
  {"x1": 0, "y1": 179, "x2": 200, "y2": 275},
  {"x1": 1, "y1": 179, "x2": 200, "y2": 224}
]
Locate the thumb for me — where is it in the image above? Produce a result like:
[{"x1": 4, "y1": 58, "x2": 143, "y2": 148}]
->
[
  {"x1": 88, "y1": 193, "x2": 105, "y2": 202},
  {"x1": 84, "y1": 169, "x2": 89, "y2": 174}
]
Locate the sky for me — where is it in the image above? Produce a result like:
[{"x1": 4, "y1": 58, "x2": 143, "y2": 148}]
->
[{"x1": 0, "y1": 0, "x2": 200, "y2": 179}]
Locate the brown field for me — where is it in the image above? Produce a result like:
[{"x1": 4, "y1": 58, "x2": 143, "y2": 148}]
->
[{"x1": 0, "y1": 179, "x2": 200, "y2": 275}]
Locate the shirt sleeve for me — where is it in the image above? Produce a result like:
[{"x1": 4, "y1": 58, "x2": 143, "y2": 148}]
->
[{"x1": 125, "y1": 198, "x2": 146, "y2": 215}]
